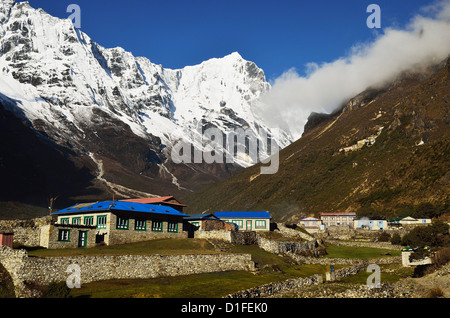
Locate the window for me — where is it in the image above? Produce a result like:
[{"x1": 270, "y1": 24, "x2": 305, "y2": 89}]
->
[
  {"x1": 97, "y1": 215, "x2": 107, "y2": 229},
  {"x1": 255, "y1": 220, "x2": 266, "y2": 229},
  {"x1": 58, "y1": 229, "x2": 70, "y2": 242},
  {"x1": 233, "y1": 220, "x2": 243, "y2": 229},
  {"x1": 116, "y1": 216, "x2": 129, "y2": 230},
  {"x1": 152, "y1": 220, "x2": 163, "y2": 232},
  {"x1": 168, "y1": 222, "x2": 178, "y2": 233},
  {"x1": 135, "y1": 219, "x2": 147, "y2": 231},
  {"x1": 84, "y1": 216, "x2": 94, "y2": 226},
  {"x1": 60, "y1": 218, "x2": 69, "y2": 225},
  {"x1": 72, "y1": 217, "x2": 81, "y2": 225}
]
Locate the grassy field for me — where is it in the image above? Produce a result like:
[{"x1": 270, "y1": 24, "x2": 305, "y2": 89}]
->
[
  {"x1": 55, "y1": 240, "x2": 349, "y2": 298},
  {"x1": 23, "y1": 239, "x2": 403, "y2": 298},
  {"x1": 323, "y1": 245, "x2": 401, "y2": 259},
  {"x1": 27, "y1": 239, "x2": 220, "y2": 257}
]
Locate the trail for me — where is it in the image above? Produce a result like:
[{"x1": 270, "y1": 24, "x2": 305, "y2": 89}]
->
[
  {"x1": 159, "y1": 163, "x2": 191, "y2": 192},
  {"x1": 88, "y1": 153, "x2": 156, "y2": 198}
]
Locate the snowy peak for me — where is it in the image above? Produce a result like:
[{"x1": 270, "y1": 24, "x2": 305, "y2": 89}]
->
[{"x1": 0, "y1": 0, "x2": 292, "y2": 179}]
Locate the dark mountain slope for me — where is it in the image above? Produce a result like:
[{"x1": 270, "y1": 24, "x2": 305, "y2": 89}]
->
[{"x1": 184, "y1": 57, "x2": 450, "y2": 222}]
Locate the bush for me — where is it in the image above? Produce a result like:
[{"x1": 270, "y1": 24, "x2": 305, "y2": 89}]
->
[
  {"x1": 401, "y1": 221, "x2": 450, "y2": 247},
  {"x1": 377, "y1": 231, "x2": 391, "y2": 242},
  {"x1": 42, "y1": 282, "x2": 71, "y2": 298},
  {"x1": 432, "y1": 247, "x2": 450, "y2": 267},
  {"x1": 428, "y1": 287, "x2": 444, "y2": 298},
  {"x1": 390, "y1": 233, "x2": 402, "y2": 245}
]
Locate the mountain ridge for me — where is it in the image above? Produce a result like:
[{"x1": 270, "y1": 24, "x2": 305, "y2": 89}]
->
[
  {"x1": 185, "y1": 56, "x2": 450, "y2": 222},
  {"x1": 0, "y1": 0, "x2": 291, "y2": 217}
]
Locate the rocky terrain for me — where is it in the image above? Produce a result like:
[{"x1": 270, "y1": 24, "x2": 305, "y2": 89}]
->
[
  {"x1": 0, "y1": 0, "x2": 291, "y2": 217},
  {"x1": 186, "y1": 56, "x2": 450, "y2": 222}
]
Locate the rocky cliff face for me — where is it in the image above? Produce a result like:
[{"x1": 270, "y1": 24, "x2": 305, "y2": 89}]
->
[{"x1": 0, "y1": 0, "x2": 292, "y2": 214}]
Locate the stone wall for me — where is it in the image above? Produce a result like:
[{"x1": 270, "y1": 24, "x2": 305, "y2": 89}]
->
[
  {"x1": 194, "y1": 230, "x2": 233, "y2": 242},
  {"x1": 286, "y1": 252, "x2": 402, "y2": 266},
  {"x1": 194, "y1": 228, "x2": 324, "y2": 256},
  {"x1": 325, "y1": 239, "x2": 403, "y2": 251},
  {"x1": 108, "y1": 217, "x2": 187, "y2": 246},
  {"x1": 225, "y1": 274, "x2": 324, "y2": 298},
  {"x1": 225, "y1": 264, "x2": 367, "y2": 298},
  {"x1": 257, "y1": 236, "x2": 324, "y2": 256},
  {"x1": 0, "y1": 246, "x2": 255, "y2": 298},
  {"x1": 0, "y1": 216, "x2": 51, "y2": 247}
]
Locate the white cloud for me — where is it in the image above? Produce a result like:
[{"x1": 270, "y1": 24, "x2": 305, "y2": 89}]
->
[{"x1": 256, "y1": 0, "x2": 450, "y2": 140}]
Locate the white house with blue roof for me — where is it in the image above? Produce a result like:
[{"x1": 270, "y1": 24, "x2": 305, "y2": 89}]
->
[
  {"x1": 213, "y1": 211, "x2": 272, "y2": 231},
  {"x1": 43, "y1": 201, "x2": 188, "y2": 249}
]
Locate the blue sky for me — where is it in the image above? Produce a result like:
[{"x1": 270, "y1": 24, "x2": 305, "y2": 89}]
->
[{"x1": 23, "y1": 0, "x2": 436, "y2": 81}]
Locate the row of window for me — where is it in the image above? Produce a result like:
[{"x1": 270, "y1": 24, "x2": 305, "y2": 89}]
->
[
  {"x1": 59, "y1": 215, "x2": 106, "y2": 228},
  {"x1": 59, "y1": 215, "x2": 179, "y2": 233},
  {"x1": 116, "y1": 216, "x2": 178, "y2": 233},
  {"x1": 322, "y1": 216, "x2": 354, "y2": 221},
  {"x1": 220, "y1": 219, "x2": 267, "y2": 229}
]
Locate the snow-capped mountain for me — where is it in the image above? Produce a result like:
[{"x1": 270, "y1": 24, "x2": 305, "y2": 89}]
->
[{"x1": 0, "y1": 0, "x2": 292, "y2": 203}]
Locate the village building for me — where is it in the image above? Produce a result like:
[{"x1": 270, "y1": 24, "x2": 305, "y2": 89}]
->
[
  {"x1": 213, "y1": 211, "x2": 271, "y2": 231},
  {"x1": 298, "y1": 217, "x2": 322, "y2": 230},
  {"x1": 42, "y1": 201, "x2": 187, "y2": 249},
  {"x1": 120, "y1": 196, "x2": 187, "y2": 213},
  {"x1": 401, "y1": 246, "x2": 433, "y2": 267},
  {"x1": 320, "y1": 212, "x2": 356, "y2": 228},
  {"x1": 353, "y1": 217, "x2": 387, "y2": 230},
  {"x1": 388, "y1": 216, "x2": 432, "y2": 227},
  {"x1": 399, "y1": 216, "x2": 432, "y2": 226},
  {"x1": 183, "y1": 213, "x2": 237, "y2": 237}
]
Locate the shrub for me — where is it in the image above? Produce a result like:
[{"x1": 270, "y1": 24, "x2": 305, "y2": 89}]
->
[
  {"x1": 42, "y1": 282, "x2": 71, "y2": 298},
  {"x1": 377, "y1": 231, "x2": 391, "y2": 242},
  {"x1": 432, "y1": 247, "x2": 450, "y2": 267},
  {"x1": 401, "y1": 221, "x2": 450, "y2": 247},
  {"x1": 428, "y1": 287, "x2": 444, "y2": 298},
  {"x1": 390, "y1": 233, "x2": 402, "y2": 245}
]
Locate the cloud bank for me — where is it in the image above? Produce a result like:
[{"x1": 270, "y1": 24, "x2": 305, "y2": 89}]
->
[{"x1": 256, "y1": 1, "x2": 450, "y2": 140}]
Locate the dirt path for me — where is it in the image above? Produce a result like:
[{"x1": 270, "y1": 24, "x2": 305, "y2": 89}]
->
[{"x1": 88, "y1": 153, "x2": 156, "y2": 198}]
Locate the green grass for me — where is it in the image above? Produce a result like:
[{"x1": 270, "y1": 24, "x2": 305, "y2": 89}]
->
[
  {"x1": 64, "y1": 243, "x2": 346, "y2": 298},
  {"x1": 69, "y1": 271, "x2": 282, "y2": 298},
  {"x1": 323, "y1": 245, "x2": 401, "y2": 259},
  {"x1": 27, "y1": 239, "x2": 220, "y2": 258},
  {"x1": 27, "y1": 240, "x2": 403, "y2": 298},
  {"x1": 339, "y1": 264, "x2": 415, "y2": 285}
]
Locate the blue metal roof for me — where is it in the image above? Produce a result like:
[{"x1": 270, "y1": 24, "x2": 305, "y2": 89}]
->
[
  {"x1": 214, "y1": 211, "x2": 271, "y2": 219},
  {"x1": 53, "y1": 201, "x2": 187, "y2": 217}
]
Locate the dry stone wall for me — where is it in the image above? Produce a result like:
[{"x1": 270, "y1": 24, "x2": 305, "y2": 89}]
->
[
  {"x1": 0, "y1": 246, "x2": 255, "y2": 298},
  {"x1": 225, "y1": 264, "x2": 367, "y2": 298},
  {"x1": 0, "y1": 216, "x2": 51, "y2": 247}
]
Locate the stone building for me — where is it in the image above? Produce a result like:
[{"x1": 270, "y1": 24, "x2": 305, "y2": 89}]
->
[
  {"x1": 320, "y1": 212, "x2": 356, "y2": 228},
  {"x1": 298, "y1": 217, "x2": 322, "y2": 230},
  {"x1": 214, "y1": 211, "x2": 271, "y2": 231},
  {"x1": 353, "y1": 217, "x2": 387, "y2": 230},
  {"x1": 42, "y1": 201, "x2": 187, "y2": 249}
]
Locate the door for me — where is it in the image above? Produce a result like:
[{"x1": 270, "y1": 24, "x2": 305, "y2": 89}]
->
[
  {"x1": 78, "y1": 231, "x2": 87, "y2": 248},
  {"x1": 246, "y1": 220, "x2": 252, "y2": 231}
]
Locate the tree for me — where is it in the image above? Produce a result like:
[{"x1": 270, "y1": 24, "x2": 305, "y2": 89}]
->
[
  {"x1": 377, "y1": 231, "x2": 391, "y2": 242},
  {"x1": 390, "y1": 233, "x2": 402, "y2": 245},
  {"x1": 401, "y1": 221, "x2": 450, "y2": 248}
]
